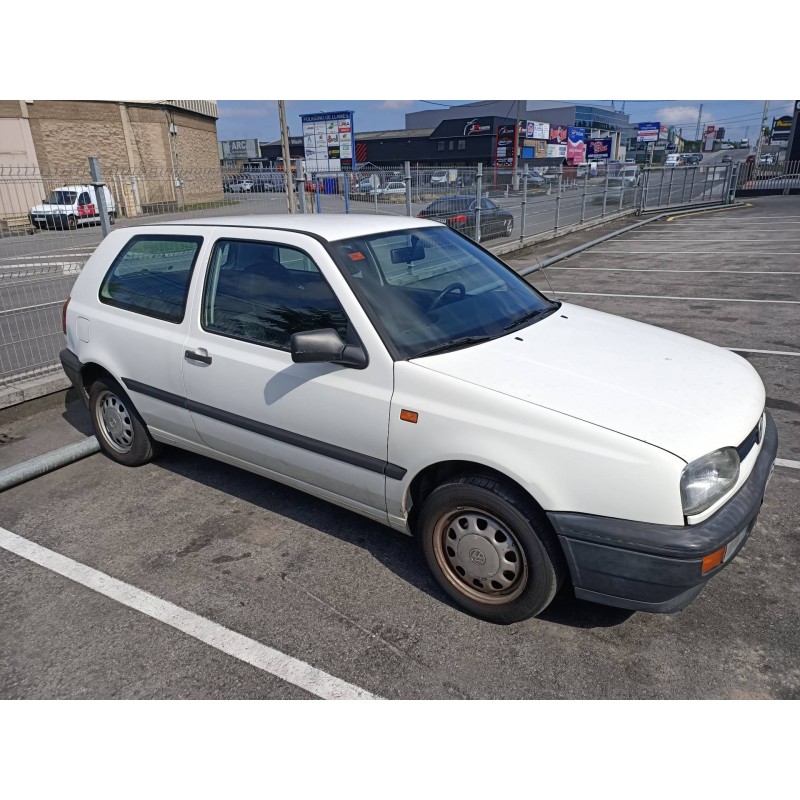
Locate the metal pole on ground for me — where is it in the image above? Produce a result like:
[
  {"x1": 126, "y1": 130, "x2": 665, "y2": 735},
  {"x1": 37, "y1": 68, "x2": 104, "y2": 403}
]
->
[
  {"x1": 88, "y1": 157, "x2": 111, "y2": 238},
  {"x1": 278, "y1": 100, "x2": 296, "y2": 213}
]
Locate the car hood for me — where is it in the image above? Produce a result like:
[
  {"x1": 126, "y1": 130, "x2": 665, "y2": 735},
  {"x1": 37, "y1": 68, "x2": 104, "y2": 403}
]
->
[{"x1": 411, "y1": 302, "x2": 764, "y2": 462}]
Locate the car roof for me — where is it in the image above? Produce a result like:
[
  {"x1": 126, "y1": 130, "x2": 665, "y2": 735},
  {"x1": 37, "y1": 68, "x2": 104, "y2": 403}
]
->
[{"x1": 150, "y1": 213, "x2": 443, "y2": 242}]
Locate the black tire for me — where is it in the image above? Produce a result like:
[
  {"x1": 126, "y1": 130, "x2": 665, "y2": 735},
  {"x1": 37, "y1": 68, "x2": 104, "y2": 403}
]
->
[
  {"x1": 503, "y1": 218, "x2": 513, "y2": 236},
  {"x1": 88, "y1": 376, "x2": 161, "y2": 467},
  {"x1": 109, "y1": 212, "x2": 116, "y2": 225},
  {"x1": 417, "y1": 475, "x2": 566, "y2": 624},
  {"x1": 67, "y1": 215, "x2": 77, "y2": 230}
]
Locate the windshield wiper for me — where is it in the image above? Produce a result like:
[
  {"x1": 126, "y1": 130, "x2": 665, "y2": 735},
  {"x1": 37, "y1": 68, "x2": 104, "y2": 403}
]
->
[
  {"x1": 503, "y1": 302, "x2": 561, "y2": 331},
  {"x1": 412, "y1": 335, "x2": 492, "y2": 358}
]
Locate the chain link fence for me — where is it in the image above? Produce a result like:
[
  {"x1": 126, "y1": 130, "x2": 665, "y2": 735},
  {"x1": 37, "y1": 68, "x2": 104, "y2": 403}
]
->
[{"x1": 1, "y1": 157, "x2": 736, "y2": 393}]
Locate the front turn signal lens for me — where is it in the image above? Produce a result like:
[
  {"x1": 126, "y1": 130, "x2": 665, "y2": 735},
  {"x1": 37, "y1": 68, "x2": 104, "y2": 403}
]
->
[{"x1": 701, "y1": 547, "x2": 725, "y2": 575}]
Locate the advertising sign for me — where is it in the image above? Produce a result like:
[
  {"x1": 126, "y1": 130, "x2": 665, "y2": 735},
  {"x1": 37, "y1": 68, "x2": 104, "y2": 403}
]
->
[
  {"x1": 220, "y1": 139, "x2": 260, "y2": 160},
  {"x1": 495, "y1": 124, "x2": 515, "y2": 166},
  {"x1": 534, "y1": 140, "x2": 548, "y2": 159},
  {"x1": 566, "y1": 127, "x2": 585, "y2": 163},
  {"x1": 636, "y1": 122, "x2": 660, "y2": 143},
  {"x1": 659, "y1": 125, "x2": 669, "y2": 141},
  {"x1": 546, "y1": 144, "x2": 568, "y2": 158},
  {"x1": 549, "y1": 125, "x2": 569, "y2": 145},
  {"x1": 703, "y1": 125, "x2": 716, "y2": 152},
  {"x1": 300, "y1": 111, "x2": 355, "y2": 172},
  {"x1": 771, "y1": 115, "x2": 793, "y2": 142},
  {"x1": 587, "y1": 137, "x2": 613, "y2": 160},
  {"x1": 526, "y1": 120, "x2": 550, "y2": 140}
]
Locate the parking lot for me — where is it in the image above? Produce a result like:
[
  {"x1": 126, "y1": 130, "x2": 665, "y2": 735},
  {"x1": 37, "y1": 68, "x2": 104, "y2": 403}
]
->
[{"x1": 1, "y1": 196, "x2": 798, "y2": 699}]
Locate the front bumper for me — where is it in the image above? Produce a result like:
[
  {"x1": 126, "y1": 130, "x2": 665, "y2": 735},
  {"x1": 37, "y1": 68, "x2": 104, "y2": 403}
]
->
[
  {"x1": 548, "y1": 412, "x2": 778, "y2": 613},
  {"x1": 60, "y1": 348, "x2": 89, "y2": 407},
  {"x1": 29, "y1": 212, "x2": 69, "y2": 229}
]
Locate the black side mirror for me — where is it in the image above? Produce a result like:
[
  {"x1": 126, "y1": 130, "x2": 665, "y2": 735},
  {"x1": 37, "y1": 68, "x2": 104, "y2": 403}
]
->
[{"x1": 290, "y1": 329, "x2": 367, "y2": 368}]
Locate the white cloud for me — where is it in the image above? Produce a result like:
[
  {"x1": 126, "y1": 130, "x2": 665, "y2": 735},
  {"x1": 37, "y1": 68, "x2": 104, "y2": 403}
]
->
[
  {"x1": 654, "y1": 105, "x2": 714, "y2": 128},
  {"x1": 373, "y1": 100, "x2": 416, "y2": 111}
]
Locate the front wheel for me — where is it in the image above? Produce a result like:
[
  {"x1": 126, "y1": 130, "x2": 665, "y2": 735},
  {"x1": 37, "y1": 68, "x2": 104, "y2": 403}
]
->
[
  {"x1": 67, "y1": 215, "x2": 77, "y2": 230},
  {"x1": 503, "y1": 218, "x2": 513, "y2": 236},
  {"x1": 89, "y1": 376, "x2": 161, "y2": 466},
  {"x1": 417, "y1": 475, "x2": 566, "y2": 623}
]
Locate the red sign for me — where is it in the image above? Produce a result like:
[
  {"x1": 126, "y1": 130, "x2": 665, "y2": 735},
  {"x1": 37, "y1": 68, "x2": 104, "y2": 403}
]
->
[
  {"x1": 549, "y1": 125, "x2": 568, "y2": 145},
  {"x1": 77, "y1": 203, "x2": 96, "y2": 217}
]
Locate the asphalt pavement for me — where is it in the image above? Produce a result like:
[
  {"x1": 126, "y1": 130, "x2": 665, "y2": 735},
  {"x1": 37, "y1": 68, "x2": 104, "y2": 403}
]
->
[{"x1": 1, "y1": 195, "x2": 798, "y2": 700}]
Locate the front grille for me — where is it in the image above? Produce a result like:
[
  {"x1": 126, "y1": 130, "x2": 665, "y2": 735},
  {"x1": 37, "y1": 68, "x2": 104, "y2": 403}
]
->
[{"x1": 736, "y1": 413, "x2": 764, "y2": 463}]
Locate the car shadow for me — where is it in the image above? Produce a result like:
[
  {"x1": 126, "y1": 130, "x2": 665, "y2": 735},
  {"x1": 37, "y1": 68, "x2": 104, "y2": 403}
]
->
[
  {"x1": 61, "y1": 388, "x2": 94, "y2": 436},
  {"x1": 144, "y1": 443, "x2": 634, "y2": 630}
]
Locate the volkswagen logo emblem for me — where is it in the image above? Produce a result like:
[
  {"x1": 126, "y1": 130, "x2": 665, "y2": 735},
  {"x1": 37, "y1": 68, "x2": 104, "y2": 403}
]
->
[{"x1": 468, "y1": 548, "x2": 486, "y2": 566}]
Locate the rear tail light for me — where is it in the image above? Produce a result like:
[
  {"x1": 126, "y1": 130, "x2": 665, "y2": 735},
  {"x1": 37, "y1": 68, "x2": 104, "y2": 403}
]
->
[
  {"x1": 448, "y1": 214, "x2": 468, "y2": 224},
  {"x1": 62, "y1": 298, "x2": 70, "y2": 334}
]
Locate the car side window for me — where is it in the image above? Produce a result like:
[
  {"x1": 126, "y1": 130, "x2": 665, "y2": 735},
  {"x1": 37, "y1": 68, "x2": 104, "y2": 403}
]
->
[
  {"x1": 202, "y1": 239, "x2": 349, "y2": 351},
  {"x1": 480, "y1": 198, "x2": 497, "y2": 211},
  {"x1": 99, "y1": 235, "x2": 202, "y2": 323},
  {"x1": 77, "y1": 192, "x2": 91, "y2": 206}
]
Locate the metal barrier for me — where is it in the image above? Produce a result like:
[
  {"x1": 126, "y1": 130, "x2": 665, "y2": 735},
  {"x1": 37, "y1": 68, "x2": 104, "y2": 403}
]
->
[
  {"x1": 733, "y1": 159, "x2": 800, "y2": 196},
  {"x1": 0, "y1": 156, "x2": 735, "y2": 392}
]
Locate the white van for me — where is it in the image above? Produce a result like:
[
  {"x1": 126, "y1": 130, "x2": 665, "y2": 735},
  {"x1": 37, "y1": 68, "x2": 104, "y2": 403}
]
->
[
  {"x1": 665, "y1": 154, "x2": 682, "y2": 167},
  {"x1": 29, "y1": 184, "x2": 116, "y2": 231}
]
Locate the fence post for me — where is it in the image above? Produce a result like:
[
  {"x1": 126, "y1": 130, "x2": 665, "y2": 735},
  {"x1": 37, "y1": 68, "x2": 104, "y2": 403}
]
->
[
  {"x1": 601, "y1": 167, "x2": 609, "y2": 217},
  {"x1": 475, "y1": 163, "x2": 483, "y2": 242},
  {"x1": 688, "y1": 167, "x2": 696, "y2": 203},
  {"x1": 314, "y1": 174, "x2": 321, "y2": 213},
  {"x1": 728, "y1": 162, "x2": 739, "y2": 203},
  {"x1": 554, "y1": 168, "x2": 562, "y2": 231},
  {"x1": 88, "y1": 157, "x2": 111, "y2": 238},
  {"x1": 404, "y1": 161, "x2": 412, "y2": 218},
  {"x1": 294, "y1": 158, "x2": 306, "y2": 214},
  {"x1": 580, "y1": 167, "x2": 588, "y2": 223},
  {"x1": 618, "y1": 172, "x2": 625, "y2": 212},
  {"x1": 344, "y1": 173, "x2": 350, "y2": 214},
  {"x1": 667, "y1": 166, "x2": 675, "y2": 205},
  {"x1": 520, "y1": 170, "x2": 528, "y2": 241}
]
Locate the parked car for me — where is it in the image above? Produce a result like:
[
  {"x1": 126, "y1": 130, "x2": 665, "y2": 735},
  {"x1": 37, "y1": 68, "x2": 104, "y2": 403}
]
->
[
  {"x1": 59, "y1": 215, "x2": 777, "y2": 623},
  {"x1": 228, "y1": 179, "x2": 253, "y2": 193},
  {"x1": 665, "y1": 154, "x2": 683, "y2": 167},
  {"x1": 520, "y1": 172, "x2": 546, "y2": 188},
  {"x1": 417, "y1": 195, "x2": 513, "y2": 240},
  {"x1": 29, "y1": 185, "x2": 116, "y2": 231},
  {"x1": 249, "y1": 172, "x2": 285, "y2": 192},
  {"x1": 721, "y1": 154, "x2": 732, "y2": 163},
  {"x1": 369, "y1": 181, "x2": 406, "y2": 197}
]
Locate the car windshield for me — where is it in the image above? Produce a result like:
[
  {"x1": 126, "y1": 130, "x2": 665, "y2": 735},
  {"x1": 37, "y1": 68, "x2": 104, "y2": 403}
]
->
[
  {"x1": 330, "y1": 225, "x2": 558, "y2": 359},
  {"x1": 44, "y1": 190, "x2": 77, "y2": 205}
]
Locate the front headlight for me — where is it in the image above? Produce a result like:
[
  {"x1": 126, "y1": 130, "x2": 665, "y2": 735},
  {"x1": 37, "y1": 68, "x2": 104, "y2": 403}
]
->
[{"x1": 680, "y1": 447, "x2": 740, "y2": 516}]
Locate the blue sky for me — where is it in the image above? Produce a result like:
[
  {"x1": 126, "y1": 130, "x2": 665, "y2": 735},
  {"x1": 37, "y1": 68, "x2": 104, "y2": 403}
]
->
[{"x1": 217, "y1": 100, "x2": 795, "y2": 143}]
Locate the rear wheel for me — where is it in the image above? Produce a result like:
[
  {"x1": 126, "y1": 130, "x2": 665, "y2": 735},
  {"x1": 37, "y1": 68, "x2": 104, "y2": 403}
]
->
[
  {"x1": 67, "y1": 215, "x2": 77, "y2": 230},
  {"x1": 417, "y1": 475, "x2": 566, "y2": 624},
  {"x1": 503, "y1": 218, "x2": 513, "y2": 236},
  {"x1": 89, "y1": 376, "x2": 161, "y2": 466}
]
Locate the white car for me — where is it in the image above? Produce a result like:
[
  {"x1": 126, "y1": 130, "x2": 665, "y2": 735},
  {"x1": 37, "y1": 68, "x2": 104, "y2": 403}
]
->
[
  {"x1": 59, "y1": 215, "x2": 777, "y2": 623},
  {"x1": 371, "y1": 181, "x2": 407, "y2": 196},
  {"x1": 29, "y1": 184, "x2": 116, "y2": 231},
  {"x1": 228, "y1": 179, "x2": 253, "y2": 193}
]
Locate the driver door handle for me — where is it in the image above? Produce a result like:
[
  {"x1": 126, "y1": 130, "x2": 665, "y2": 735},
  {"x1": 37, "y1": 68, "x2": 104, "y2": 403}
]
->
[{"x1": 185, "y1": 348, "x2": 212, "y2": 365}]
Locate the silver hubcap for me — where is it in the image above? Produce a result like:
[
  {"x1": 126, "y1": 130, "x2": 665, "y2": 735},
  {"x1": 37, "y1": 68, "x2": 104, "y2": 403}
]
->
[
  {"x1": 433, "y1": 507, "x2": 528, "y2": 604},
  {"x1": 97, "y1": 391, "x2": 134, "y2": 453}
]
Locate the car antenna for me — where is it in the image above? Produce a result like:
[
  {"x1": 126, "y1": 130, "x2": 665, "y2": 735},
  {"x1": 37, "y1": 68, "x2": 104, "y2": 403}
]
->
[{"x1": 528, "y1": 254, "x2": 559, "y2": 301}]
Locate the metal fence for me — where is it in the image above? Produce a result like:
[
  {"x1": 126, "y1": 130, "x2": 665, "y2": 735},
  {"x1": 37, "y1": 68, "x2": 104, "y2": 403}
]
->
[
  {"x1": 734, "y1": 159, "x2": 800, "y2": 194},
  {"x1": 0, "y1": 157, "x2": 736, "y2": 392}
]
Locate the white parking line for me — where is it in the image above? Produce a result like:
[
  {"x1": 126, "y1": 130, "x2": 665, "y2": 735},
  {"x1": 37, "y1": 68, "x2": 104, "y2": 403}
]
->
[
  {"x1": 549, "y1": 291, "x2": 800, "y2": 304},
  {"x1": 548, "y1": 268, "x2": 800, "y2": 274},
  {"x1": 775, "y1": 458, "x2": 800, "y2": 470},
  {"x1": 591, "y1": 251, "x2": 800, "y2": 255},
  {"x1": 727, "y1": 348, "x2": 800, "y2": 357},
  {"x1": 0, "y1": 526, "x2": 379, "y2": 701}
]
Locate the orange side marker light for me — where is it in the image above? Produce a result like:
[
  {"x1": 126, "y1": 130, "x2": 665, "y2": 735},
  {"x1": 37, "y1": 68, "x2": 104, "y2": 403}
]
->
[{"x1": 400, "y1": 409, "x2": 418, "y2": 424}]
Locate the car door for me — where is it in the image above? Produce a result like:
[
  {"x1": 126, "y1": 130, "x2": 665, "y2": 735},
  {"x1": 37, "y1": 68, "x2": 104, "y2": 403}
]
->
[
  {"x1": 181, "y1": 229, "x2": 396, "y2": 520},
  {"x1": 76, "y1": 190, "x2": 96, "y2": 224},
  {"x1": 479, "y1": 197, "x2": 500, "y2": 235}
]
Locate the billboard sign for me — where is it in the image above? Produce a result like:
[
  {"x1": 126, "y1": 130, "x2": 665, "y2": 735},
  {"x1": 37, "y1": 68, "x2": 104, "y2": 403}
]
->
[
  {"x1": 534, "y1": 140, "x2": 548, "y2": 159},
  {"x1": 703, "y1": 125, "x2": 716, "y2": 152},
  {"x1": 771, "y1": 115, "x2": 793, "y2": 142},
  {"x1": 636, "y1": 122, "x2": 660, "y2": 143},
  {"x1": 526, "y1": 120, "x2": 550, "y2": 140},
  {"x1": 546, "y1": 144, "x2": 568, "y2": 158},
  {"x1": 549, "y1": 125, "x2": 569, "y2": 145},
  {"x1": 495, "y1": 124, "x2": 515, "y2": 166},
  {"x1": 587, "y1": 137, "x2": 613, "y2": 160},
  {"x1": 301, "y1": 111, "x2": 354, "y2": 172},
  {"x1": 566, "y1": 127, "x2": 586, "y2": 163},
  {"x1": 659, "y1": 125, "x2": 669, "y2": 141},
  {"x1": 220, "y1": 139, "x2": 260, "y2": 160}
]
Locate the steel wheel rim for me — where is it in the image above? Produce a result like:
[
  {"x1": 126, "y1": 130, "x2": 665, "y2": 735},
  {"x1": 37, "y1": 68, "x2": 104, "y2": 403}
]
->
[
  {"x1": 505, "y1": 219, "x2": 512, "y2": 235},
  {"x1": 96, "y1": 390, "x2": 134, "y2": 453},
  {"x1": 433, "y1": 506, "x2": 528, "y2": 604}
]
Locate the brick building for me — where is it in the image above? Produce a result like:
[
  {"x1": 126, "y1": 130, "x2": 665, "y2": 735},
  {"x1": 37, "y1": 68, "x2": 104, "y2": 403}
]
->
[{"x1": 0, "y1": 100, "x2": 221, "y2": 220}]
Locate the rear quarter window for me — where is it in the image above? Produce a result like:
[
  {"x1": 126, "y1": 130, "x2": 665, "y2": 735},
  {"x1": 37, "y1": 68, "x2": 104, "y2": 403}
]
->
[{"x1": 99, "y1": 235, "x2": 203, "y2": 323}]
